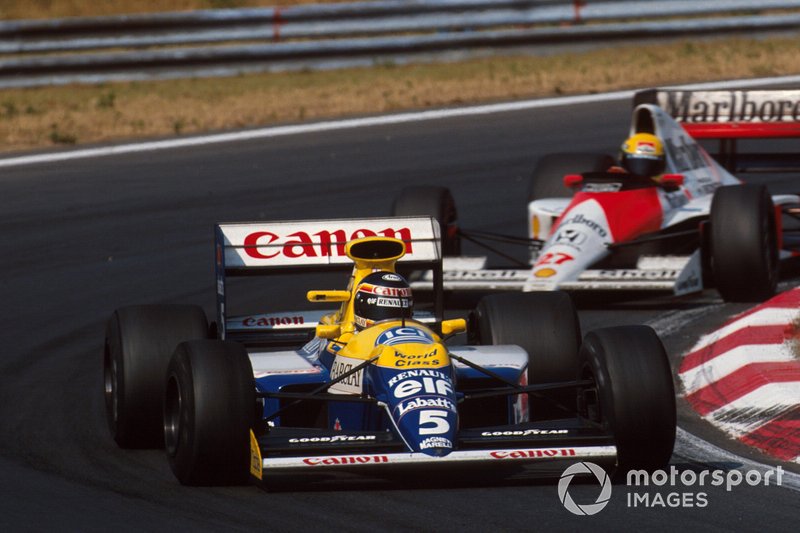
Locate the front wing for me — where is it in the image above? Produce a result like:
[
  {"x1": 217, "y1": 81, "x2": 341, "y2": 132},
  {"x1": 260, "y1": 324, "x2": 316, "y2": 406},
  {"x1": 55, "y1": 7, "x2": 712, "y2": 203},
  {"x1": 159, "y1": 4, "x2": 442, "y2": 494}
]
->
[{"x1": 249, "y1": 423, "x2": 617, "y2": 480}]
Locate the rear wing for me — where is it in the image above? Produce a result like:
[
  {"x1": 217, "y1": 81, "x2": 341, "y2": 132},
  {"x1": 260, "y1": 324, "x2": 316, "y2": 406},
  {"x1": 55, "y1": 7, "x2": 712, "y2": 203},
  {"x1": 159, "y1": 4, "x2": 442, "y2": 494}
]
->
[
  {"x1": 214, "y1": 216, "x2": 442, "y2": 341},
  {"x1": 634, "y1": 89, "x2": 800, "y2": 172}
]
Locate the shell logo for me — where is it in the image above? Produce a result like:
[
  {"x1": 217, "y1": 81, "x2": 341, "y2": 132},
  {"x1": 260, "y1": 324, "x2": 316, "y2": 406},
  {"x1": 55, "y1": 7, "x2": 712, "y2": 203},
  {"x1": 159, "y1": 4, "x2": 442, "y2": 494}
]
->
[{"x1": 534, "y1": 268, "x2": 557, "y2": 278}]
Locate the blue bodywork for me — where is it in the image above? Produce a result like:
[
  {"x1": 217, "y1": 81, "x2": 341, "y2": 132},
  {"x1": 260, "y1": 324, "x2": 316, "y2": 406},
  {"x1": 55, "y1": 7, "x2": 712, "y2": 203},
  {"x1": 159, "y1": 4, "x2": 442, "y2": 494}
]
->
[{"x1": 254, "y1": 332, "x2": 525, "y2": 456}]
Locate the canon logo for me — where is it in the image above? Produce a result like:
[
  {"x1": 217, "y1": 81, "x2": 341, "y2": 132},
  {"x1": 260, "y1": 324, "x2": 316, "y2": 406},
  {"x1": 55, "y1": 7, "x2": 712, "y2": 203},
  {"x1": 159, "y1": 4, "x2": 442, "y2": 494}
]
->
[
  {"x1": 490, "y1": 449, "x2": 576, "y2": 459},
  {"x1": 302, "y1": 455, "x2": 389, "y2": 466},
  {"x1": 242, "y1": 315, "x2": 305, "y2": 327},
  {"x1": 244, "y1": 228, "x2": 413, "y2": 260}
]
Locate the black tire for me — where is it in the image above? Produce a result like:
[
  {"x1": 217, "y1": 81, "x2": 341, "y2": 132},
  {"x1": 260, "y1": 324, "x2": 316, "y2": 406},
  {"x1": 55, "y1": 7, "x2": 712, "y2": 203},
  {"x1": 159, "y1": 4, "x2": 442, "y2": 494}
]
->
[
  {"x1": 104, "y1": 305, "x2": 208, "y2": 448},
  {"x1": 392, "y1": 186, "x2": 461, "y2": 256},
  {"x1": 470, "y1": 291, "x2": 581, "y2": 420},
  {"x1": 578, "y1": 326, "x2": 675, "y2": 474},
  {"x1": 709, "y1": 184, "x2": 778, "y2": 302},
  {"x1": 165, "y1": 339, "x2": 255, "y2": 486},
  {"x1": 529, "y1": 153, "x2": 615, "y2": 201}
]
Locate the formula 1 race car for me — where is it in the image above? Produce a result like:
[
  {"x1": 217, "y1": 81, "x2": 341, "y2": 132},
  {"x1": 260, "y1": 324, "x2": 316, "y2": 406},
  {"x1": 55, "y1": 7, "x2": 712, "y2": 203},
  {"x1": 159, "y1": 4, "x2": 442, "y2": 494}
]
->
[
  {"x1": 394, "y1": 89, "x2": 800, "y2": 303},
  {"x1": 103, "y1": 216, "x2": 675, "y2": 486}
]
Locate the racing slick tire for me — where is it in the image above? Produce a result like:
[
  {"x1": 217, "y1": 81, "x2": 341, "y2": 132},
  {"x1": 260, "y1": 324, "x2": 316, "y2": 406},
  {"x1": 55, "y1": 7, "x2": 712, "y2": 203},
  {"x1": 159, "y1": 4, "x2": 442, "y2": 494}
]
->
[
  {"x1": 165, "y1": 339, "x2": 255, "y2": 486},
  {"x1": 104, "y1": 305, "x2": 209, "y2": 449},
  {"x1": 709, "y1": 184, "x2": 778, "y2": 302},
  {"x1": 471, "y1": 291, "x2": 581, "y2": 421},
  {"x1": 529, "y1": 153, "x2": 615, "y2": 201},
  {"x1": 392, "y1": 186, "x2": 461, "y2": 256},
  {"x1": 578, "y1": 326, "x2": 675, "y2": 474}
]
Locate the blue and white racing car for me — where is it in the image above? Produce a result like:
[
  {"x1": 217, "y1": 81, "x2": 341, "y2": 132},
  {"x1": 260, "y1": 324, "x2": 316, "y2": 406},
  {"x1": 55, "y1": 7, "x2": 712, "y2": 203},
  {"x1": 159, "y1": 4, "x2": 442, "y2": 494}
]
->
[{"x1": 104, "y1": 216, "x2": 675, "y2": 486}]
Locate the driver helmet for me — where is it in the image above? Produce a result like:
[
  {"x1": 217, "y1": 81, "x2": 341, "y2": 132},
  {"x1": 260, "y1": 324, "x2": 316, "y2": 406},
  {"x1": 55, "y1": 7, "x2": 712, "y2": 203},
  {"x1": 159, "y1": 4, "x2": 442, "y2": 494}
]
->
[
  {"x1": 619, "y1": 133, "x2": 666, "y2": 177},
  {"x1": 353, "y1": 271, "x2": 413, "y2": 330}
]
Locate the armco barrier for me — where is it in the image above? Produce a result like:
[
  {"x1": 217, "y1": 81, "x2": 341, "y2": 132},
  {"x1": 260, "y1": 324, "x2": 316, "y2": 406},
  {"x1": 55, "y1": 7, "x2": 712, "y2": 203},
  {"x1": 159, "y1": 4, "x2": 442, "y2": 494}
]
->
[{"x1": 1, "y1": 0, "x2": 800, "y2": 87}]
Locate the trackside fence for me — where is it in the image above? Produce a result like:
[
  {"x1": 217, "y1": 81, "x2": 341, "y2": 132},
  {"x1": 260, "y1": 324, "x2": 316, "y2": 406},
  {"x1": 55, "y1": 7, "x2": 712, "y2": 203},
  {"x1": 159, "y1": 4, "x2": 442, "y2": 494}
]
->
[{"x1": 1, "y1": 0, "x2": 799, "y2": 87}]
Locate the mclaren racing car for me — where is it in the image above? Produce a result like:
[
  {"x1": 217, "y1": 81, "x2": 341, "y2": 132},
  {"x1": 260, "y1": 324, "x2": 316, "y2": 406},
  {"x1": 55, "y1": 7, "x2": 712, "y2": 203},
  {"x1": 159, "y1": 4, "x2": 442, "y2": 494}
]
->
[
  {"x1": 394, "y1": 89, "x2": 800, "y2": 303},
  {"x1": 103, "y1": 216, "x2": 675, "y2": 486}
]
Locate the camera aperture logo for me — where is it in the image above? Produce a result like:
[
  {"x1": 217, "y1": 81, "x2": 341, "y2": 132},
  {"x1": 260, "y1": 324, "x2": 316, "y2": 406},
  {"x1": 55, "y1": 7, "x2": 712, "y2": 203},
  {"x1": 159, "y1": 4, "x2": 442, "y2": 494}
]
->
[{"x1": 557, "y1": 462, "x2": 612, "y2": 516}]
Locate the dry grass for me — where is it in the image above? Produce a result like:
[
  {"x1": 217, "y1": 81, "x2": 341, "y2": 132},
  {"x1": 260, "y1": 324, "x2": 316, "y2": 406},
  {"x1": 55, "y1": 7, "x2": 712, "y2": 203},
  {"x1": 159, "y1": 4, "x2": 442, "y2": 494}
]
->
[
  {"x1": 0, "y1": 36, "x2": 798, "y2": 153},
  {"x1": 0, "y1": 0, "x2": 345, "y2": 19}
]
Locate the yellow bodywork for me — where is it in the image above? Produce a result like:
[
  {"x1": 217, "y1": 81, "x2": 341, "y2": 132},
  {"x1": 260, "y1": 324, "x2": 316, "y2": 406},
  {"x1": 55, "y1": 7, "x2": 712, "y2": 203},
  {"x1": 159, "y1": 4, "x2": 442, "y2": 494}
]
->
[
  {"x1": 249, "y1": 429, "x2": 263, "y2": 480},
  {"x1": 305, "y1": 236, "x2": 465, "y2": 360},
  {"x1": 307, "y1": 236, "x2": 408, "y2": 336}
]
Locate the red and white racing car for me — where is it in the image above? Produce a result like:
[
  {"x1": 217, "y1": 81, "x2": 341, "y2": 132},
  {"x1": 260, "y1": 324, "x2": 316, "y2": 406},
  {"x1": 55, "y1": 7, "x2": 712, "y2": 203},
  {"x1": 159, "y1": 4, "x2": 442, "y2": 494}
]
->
[{"x1": 395, "y1": 89, "x2": 800, "y2": 302}]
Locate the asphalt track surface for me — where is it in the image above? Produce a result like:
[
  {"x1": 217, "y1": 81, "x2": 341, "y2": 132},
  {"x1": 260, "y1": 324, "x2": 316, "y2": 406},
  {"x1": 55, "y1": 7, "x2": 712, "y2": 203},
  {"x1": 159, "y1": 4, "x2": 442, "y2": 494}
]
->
[{"x1": 2, "y1": 94, "x2": 799, "y2": 530}]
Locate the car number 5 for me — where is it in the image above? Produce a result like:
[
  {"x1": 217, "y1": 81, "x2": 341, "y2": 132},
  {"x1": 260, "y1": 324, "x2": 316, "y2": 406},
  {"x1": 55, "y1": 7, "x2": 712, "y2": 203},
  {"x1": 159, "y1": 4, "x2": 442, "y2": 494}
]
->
[{"x1": 419, "y1": 410, "x2": 450, "y2": 435}]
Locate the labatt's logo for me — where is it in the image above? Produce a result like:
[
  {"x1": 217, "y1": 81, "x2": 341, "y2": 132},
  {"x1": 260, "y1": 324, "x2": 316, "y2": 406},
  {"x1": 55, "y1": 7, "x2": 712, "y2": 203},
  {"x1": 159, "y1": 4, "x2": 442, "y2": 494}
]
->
[
  {"x1": 244, "y1": 227, "x2": 412, "y2": 260},
  {"x1": 660, "y1": 90, "x2": 800, "y2": 123}
]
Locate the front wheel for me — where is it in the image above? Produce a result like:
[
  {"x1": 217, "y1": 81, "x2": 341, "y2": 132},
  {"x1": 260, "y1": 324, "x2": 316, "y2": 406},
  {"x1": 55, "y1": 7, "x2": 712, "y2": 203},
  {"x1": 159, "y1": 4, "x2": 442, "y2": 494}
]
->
[
  {"x1": 578, "y1": 326, "x2": 675, "y2": 474},
  {"x1": 165, "y1": 339, "x2": 255, "y2": 486}
]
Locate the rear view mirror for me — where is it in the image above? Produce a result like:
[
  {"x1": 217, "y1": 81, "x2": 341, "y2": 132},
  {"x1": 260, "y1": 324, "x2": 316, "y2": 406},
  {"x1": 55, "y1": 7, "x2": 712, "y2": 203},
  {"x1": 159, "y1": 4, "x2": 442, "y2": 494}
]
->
[
  {"x1": 564, "y1": 174, "x2": 583, "y2": 189},
  {"x1": 441, "y1": 318, "x2": 467, "y2": 336},
  {"x1": 315, "y1": 324, "x2": 341, "y2": 339},
  {"x1": 660, "y1": 174, "x2": 684, "y2": 191},
  {"x1": 307, "y1": 290, "x2": 350, "y2": 303}
]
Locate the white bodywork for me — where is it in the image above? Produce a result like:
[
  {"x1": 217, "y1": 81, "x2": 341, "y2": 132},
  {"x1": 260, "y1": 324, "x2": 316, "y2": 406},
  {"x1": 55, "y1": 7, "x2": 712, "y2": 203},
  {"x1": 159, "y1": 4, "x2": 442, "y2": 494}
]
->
[
  {"x1": 417, "y1": 99, "x2": 800, "y2": 295},
  {"x1": 523, "y1": 104, "x2": 736, "y2": 293}
]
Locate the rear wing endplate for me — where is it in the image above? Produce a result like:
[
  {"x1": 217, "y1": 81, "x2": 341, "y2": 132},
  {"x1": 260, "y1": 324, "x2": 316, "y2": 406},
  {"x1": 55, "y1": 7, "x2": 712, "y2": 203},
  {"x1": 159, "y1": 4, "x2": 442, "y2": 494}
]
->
[{"x1": 635, "y1": 89, "x2": 800, "y2": 172}]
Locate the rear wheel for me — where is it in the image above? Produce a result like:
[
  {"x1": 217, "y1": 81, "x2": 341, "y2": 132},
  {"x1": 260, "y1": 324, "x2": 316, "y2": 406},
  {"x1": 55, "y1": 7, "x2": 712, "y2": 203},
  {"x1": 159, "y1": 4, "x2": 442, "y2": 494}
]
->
[
  {"x1": 165, "y1": 339, "x2": 255, "y2": 486},
  {"x1": 709, "y1": 184, "x2": 778, "y2": 302},
  {"x1": 104, "y1": 305, "x2": 208, "y2": 448},
  {"x1": 471, "y1": 291, "x2": 581, "y2": 420},
  {"x1": 578, "y1": 326, "x2": 675, "y2": 474},
  {"x1": 529, "y1": 153, "x2": 614, "y2": 201},
  {"x1": 392, "y1": 186, "x2": 461, "y2": 256}
]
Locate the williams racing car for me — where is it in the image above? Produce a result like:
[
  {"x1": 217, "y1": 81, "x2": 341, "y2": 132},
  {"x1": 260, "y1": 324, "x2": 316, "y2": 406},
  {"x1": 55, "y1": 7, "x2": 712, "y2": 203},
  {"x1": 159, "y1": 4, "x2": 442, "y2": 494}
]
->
[
  {"x1": 394, "y1": 89, "x2": 800, "y2": 303},
  {"x1": 103, "y1": 216, "x2": 675, "y2": 486}
]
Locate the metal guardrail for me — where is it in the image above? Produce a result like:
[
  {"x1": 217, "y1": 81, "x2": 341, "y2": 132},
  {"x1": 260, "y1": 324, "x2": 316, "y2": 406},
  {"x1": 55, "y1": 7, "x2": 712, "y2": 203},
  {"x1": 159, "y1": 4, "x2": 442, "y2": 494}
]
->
[{"x1": 1, "y1": 0, "x2": 799, "y2": 88}]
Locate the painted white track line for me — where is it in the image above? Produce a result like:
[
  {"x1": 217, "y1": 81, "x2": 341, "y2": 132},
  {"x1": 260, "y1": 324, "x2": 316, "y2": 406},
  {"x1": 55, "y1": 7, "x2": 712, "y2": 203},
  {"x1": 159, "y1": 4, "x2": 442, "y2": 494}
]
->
[
  {"x1": 687, "y1": 307, "x2": 798, "y2": 353},
  {"x1": 680, "y1": 343, "x2": 798, "y2": 395},
  {"x1": 706, "y1": 383, "x2": 800, "y2": 435},
  {"x1": 4, "y1": 74, "x2": 800, "y2": 169}
]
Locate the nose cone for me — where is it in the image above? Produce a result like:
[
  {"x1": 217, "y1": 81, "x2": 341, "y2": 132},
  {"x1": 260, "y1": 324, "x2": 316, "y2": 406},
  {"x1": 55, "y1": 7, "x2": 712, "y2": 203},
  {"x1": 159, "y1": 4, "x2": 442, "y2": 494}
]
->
[
  {"x1": 373, "y1": 365, "x2": 458, "y2": 457},
  {"x1": 393, "y1": 392, "x2": 458, "y2": 457},
  {"x1": 525, "y1": 198, "x2": 612, "y2": 291}
]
